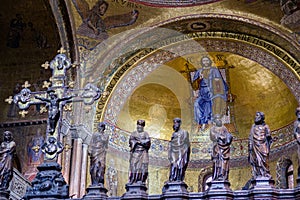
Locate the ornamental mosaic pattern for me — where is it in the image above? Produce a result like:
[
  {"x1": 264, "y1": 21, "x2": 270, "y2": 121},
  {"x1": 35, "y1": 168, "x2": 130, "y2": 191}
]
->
[
  {"x1": 103, "y1": 39, "x2": 300, "y2": 124},
  {"x1": 104, "y1": 119, "x2": 295, "y2": 164},
  {"x1": 102, "y1": 39, "x2": 300, "y2": 165},
  {"x1": 130, "y1": 0, "x2": 222, "y2": 7}
]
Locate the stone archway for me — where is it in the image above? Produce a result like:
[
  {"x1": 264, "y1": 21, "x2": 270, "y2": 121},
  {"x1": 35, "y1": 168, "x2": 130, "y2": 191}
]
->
[
  {"x1": 198, "y1": 166, "x2": 213, "y2": 192},
  {"x1": 276, "y1": 156, "x2": 293, "y2": 189}
]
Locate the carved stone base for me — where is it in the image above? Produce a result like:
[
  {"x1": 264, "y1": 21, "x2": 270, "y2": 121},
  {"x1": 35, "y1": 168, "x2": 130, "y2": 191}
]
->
[
  {"x1": 162, "y1": 181, "x2": 189, "y2": 200},
  {"x1": 0, "y1": 190, "x2": 9, "y2": 200},
  {"x1": 206, "y1": 181, "x2": 233, "y2": 200},
  {"x1": 23, "y1": 162, "x2": 69, "y2": 199},
  {"x1": 83, "y1": 184, "x2": 108, "y2": 200},
  {"x1": 207, "y1": 180, "x2": 231, "y2": 191},
  {"x1": 122, "y1": 183, "x2": 148, "y2": 199},
  {"x1": 250, "y1": 176, "x2": 275, "y2": 189}
]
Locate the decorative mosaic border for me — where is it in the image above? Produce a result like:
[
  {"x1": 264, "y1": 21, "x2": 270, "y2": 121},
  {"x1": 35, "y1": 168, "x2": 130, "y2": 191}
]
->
[
  {"x1": 81, "y1": 14, "x2": 300, "y2": 86},
  {"x1": 102, "y1": 37, "x2": 300, "y2": 125},
  {"x1": 129, "y1": 0, "x2": 222, "y2": 7},
  {"x1": 104, "y1": 120, "x2": 295, "y2": 163},
  {"x1": 96, "y1": 35, "x2": 300, "y2": 166}
]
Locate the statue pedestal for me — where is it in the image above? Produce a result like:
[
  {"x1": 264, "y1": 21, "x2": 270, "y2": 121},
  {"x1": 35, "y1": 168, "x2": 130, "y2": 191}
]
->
[
  {"x1": 0, "y1": 190, "x2": 9, "y2": 200},
  {"x1": 207, "y1": 180, "x2": 231, "y2": 190},
  {"x1": 206, "y1": 181, "x2": 233, "y2": 200},
  {"x1": 162, "y1": 181, "x2": 189, "y2": 200},
  {"x1": 249, "y1": 176, "x2": 275, "y2": 199},
  {"x1": 22, "y1": 162, "x2": 69, "y2": 200},
  {"x1": 83, "y1": 184, "x2": 108, "y2": 200},
  {"x1": 122, "y1": 183, "x2": 148, "y2": 200},
  {"x1": 251, "y1": 176, "x2": 274, "y2": 189}
]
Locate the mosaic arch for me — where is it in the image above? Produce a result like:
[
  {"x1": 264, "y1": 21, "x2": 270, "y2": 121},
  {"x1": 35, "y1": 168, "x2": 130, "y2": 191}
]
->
[
  {"x1": 98, "y1": 36, "x2": 300, "y2": 126},
  {"x1": 90, "y1": 34, "x2": 300, "y2": 165},
  {"x1": 82, "y1": 13, "x2": 300, "y2": 79},
  {"x1": 84, "y1": 13, "x2": 300, "y2": 164},
  {"x1": 129, "y1": 0, "x2": 223, "y2": 7}
]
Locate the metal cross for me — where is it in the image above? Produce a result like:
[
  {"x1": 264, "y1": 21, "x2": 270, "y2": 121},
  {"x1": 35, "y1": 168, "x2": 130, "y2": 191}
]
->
[
  {"x1": 5, "y1": 96, "x2": 13, "y2": 104},
  {"x1": 10, "y1": 49, "x2": 102, "y2": 161}
]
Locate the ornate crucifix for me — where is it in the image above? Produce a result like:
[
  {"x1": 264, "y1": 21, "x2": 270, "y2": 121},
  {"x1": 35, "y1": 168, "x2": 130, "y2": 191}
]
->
[
  {"x1": 10, "y1": 49, "x2": 101, "y2": 161},
  {"x1": 8, "y1": 49, "x2": 102, "y2": 199}
]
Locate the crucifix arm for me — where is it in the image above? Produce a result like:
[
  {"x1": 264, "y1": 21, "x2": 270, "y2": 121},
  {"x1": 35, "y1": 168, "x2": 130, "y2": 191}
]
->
[
  {"x1": 35, "y1": 95, "x2": 50, "y2": 103},
  {"x1": 59, "y1": 94, "x2": 76, "y2": 103}
]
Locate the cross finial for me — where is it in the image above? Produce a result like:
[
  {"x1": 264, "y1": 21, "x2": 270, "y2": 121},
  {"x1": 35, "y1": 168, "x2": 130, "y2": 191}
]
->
[
  {"x1": 57, "y1": 47, "x2": 66, "y2": 54},
  {"x1": 19, "y1": 110, "x2": 28, "y2": 117},
  {"x1": 68, "y1": 81, "x2": 75, "y2": 88},
  {"x1": 42, "y1": 81, "x2": 51, "y2": 89},
  {"x1": 22, "y1": 81, "x2": 31, "y2": 88},
  {"x1": 41, "y1": 61, "x2": 50, "y2": 70},
  {"x1": 40, "y1": 106, "x2": 47, "y2": 114},
  {"x1": 64, "y1": 143, "x2": 72, "y2": 152},
  {"x1": 64, "y1": 103, "x2": 72, "y2": 111},
  {"x1": 5, "y1": 96, "x2": 13, "y2": 104},
  {"x1": 32, "y1": 144, "x2": 41, "y2": 153}
]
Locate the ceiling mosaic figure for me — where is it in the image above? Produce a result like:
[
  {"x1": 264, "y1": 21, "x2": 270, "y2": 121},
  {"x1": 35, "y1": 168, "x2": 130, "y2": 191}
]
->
[
  {"x1": 72, "y1": 0, "x2": 139, "y2": 42},
  {"x1": 2, "y1": 0, "x2": 300, "y2": 198}
]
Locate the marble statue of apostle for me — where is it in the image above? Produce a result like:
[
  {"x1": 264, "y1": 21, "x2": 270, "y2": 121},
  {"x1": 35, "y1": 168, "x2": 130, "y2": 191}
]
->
[
  {"x1": 128, "y1": 120, "x2": 151, "y2": 184},
  {"x1": 294, "y1": 107, "x2": 300, "y2": 176},
  {"x1": 0, "y1": 131, "x2": 16, "y2": 190},
  {"x1": 88, "y1": 122, "x2": 109, "y2": 186},
  {"x1": 210, "y1": 115, "x2": 233, "y2": 181},
  {"x1": 168, "y1": 118, "x2": 191, "y2": 182},
  {"x1": 248, "y1": 111, "x2": 272, "y2": 179}
]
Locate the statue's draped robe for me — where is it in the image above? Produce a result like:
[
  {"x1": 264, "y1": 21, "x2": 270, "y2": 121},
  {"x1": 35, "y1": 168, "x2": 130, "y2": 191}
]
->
[
  {"x1": 129, "y1": 131, "x2": 151, "y2": 184},
  {"x1": 168, "y1": 129, "x2": 190, "y2": 182},
  {"x1": 210, "y1": 125, "x2": 232, "y2": 181},
  {"x1": 294, "y1": 120, "x2": 300, "y2": 174},
  {"x1": 0, "y1": 140, "x2": 16, "y2": 189},
  {"x1": 249, "y1": 124, "x2": 272, "y2": 178},
  {"x1": 88, "y1": 132, "x2": 109, "y2": 185}
]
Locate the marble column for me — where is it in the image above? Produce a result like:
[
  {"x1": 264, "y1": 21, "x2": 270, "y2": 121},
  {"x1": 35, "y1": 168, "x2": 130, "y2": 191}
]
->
[
  {"x1": 62, "y1": 133, "x2": 72, "y2": 184},
  {"x1": 80, "y1": 143, "x2": 88, "y2": 197},
  {"x1": 69, "y1": 138, "x2": 83, "y2": 198},
  {"x1": 57, "y1": 134, "x2": 64, "y2": 166}
]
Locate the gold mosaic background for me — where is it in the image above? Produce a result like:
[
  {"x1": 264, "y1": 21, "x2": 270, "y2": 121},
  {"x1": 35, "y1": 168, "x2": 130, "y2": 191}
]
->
[
  {"x1": 1, "y1": 0, "x2": 299, "y2": 197},
  {"x1": 116, "y1": 52, "x2": 298, "y2": 140}
]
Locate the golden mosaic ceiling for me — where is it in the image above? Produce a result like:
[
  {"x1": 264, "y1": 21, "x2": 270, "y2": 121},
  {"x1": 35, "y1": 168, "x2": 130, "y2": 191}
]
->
[
  {"x1": 1, "y1": 0, "x2": 300, "y2": 192},
  {"x1": 115, "y1": 52, "x2": 298, "y2": 140},
  {"x1": 2, "y1": 0, "x2": 299, "y2": 155}
]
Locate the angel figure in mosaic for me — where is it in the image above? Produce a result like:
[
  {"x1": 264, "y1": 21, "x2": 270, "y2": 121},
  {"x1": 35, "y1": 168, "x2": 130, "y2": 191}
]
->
[{"x1": 72, "y1": 0, "x2": 139, "y2": 41}]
